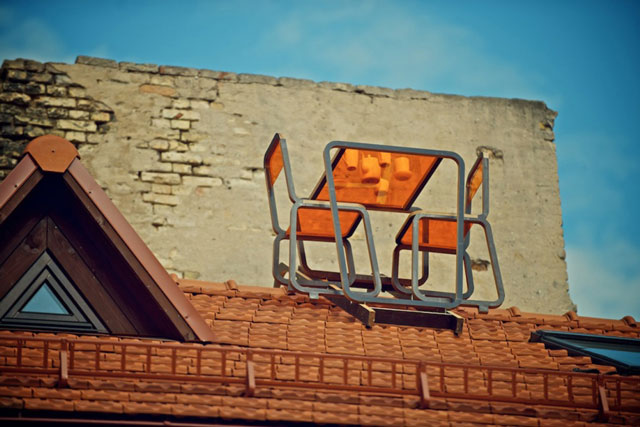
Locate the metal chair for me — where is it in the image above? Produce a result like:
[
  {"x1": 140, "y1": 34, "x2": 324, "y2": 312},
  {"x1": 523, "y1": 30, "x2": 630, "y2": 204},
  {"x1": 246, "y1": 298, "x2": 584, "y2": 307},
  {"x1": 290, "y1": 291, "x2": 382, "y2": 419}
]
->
[
  {"x1": 392, "y1": 151, "x2": 505, "y2": 312},
  {"x1": 264, "y1": 134, "x2": 380, "y2": 299}
]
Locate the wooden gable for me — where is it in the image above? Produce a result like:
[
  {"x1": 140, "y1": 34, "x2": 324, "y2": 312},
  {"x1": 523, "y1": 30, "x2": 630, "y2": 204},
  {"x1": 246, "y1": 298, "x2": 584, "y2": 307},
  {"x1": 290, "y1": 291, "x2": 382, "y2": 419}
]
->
[{"x1": 0, "y1": 135, "x2": 214, "y2": 342}]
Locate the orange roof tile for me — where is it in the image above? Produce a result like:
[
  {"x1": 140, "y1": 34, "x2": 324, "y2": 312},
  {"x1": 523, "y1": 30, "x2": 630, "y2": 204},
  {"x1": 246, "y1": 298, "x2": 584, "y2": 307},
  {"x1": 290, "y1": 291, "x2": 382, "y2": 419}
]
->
[{"x1": 0, "y1": 279, "x2": 638, "y2": 426}]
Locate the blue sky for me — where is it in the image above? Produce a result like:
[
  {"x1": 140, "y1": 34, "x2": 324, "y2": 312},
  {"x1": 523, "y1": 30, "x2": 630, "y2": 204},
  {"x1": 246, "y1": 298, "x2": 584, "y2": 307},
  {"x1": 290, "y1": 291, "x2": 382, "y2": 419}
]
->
[{"x1": 1, "y1": 0, "x2": 638, "y2": 319}]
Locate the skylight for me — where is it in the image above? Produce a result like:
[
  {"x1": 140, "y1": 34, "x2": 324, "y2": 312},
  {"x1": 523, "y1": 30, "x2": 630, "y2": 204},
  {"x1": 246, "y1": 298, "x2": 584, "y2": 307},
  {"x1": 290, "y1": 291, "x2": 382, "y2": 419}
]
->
[{"x1": 531, "y1": 330, "x2": 640, "y2": 375}]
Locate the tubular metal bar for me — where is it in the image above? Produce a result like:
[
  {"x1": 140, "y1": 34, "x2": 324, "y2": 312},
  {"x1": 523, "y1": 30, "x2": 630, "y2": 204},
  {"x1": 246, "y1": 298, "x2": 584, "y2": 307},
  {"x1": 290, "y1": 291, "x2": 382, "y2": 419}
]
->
[
  {"x1": 322, "y1": 141, "x2": 466, "y2": 309},
  {"x1": 392, "y1": 152, "x2": 504, "y2": 312}
]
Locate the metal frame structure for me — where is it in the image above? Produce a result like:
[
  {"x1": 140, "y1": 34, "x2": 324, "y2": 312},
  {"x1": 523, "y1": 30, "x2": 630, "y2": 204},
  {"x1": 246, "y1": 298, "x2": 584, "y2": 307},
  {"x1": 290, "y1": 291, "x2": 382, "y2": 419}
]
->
[
  {"x1": 392, "y1": 152, "x2": 505, "y2": 312},
  {"x1": 321, "y1": 140, "x2": 466, "y2": 309},
  {"x1": 264, "y1": 136, "x2": 505, "y2": 324}
]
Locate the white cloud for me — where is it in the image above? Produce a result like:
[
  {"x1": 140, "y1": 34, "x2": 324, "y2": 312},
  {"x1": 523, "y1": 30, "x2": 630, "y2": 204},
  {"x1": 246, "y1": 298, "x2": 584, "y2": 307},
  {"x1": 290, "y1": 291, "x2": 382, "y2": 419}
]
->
[{"x1": 566, "y1": 243, "x2": 640, "y2": 319}]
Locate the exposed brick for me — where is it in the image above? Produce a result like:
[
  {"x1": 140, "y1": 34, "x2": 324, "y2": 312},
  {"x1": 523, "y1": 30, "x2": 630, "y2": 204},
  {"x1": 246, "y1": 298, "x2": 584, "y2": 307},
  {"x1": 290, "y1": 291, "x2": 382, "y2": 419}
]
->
[
  {"x1": 69, "y1": 110, "x2": 90, "y2": 120},
  {"x1": 65, "y1": 131, "x2": 87, "y2": 143},
  {"x1": 5, "y1": 69, "x2": 28, "y2": 81},
  {"x1": 15, "y1": 115, "x2": 54, "y2": 127},
  {"x1": 2, "y1": 59, "x2": 25, "y2": 69},
  {"x1": 46, "y1": 85, "x2": 67, "y2": 96},
  {"x1": 4, "y1": 82, "x2": 45, "y2": 95},
  {"x1": 237, "y1": 73, "x2": 278, "y2": 85},
  {"x1": 119, "y1": 62, "x2": 159, "y2": 73},
  {"x1": 180, "y1": 131, "x2": 208, "y2": 143},
  {"x1": 90, "y1": 111, "x2": 111, "y2": 122},
  {"x1": 68, "y1": 87, "x2": 88, "y2": 98},
  {"x1": 23, "y1": 59, "x2": 45, "y2": 72},
  {"x1": 278, "y1": 77, "x2": 316, "y2": 88},
  {"x1": 192, "y1": 165, "x2": 213, "y2": 176},
  {"x1": 30, "y1": 72, "x2": 53, "y2": 83},
  {"x1": 54, "y1": 74, "x2": 74, "y2": 86},
  {"x1": 170, "y1": 119, "x2": 190, "y2": 130},
  {"x1": 46, "y1": 108, "x2": 68, "y2": 119},
  {"x1": 172, "y1": 99, "x2": 190, "y2": 109},
  {"x1": 147, "y1": 162, "x2": 173, "y2": 173},
  {"x1": 57, "y1": 119, "x2": 97, "y2": 132},
  {"x1": 34, "y1": 96, "x2": 76, "y2": 108},
  {"x1": 140, "y1": 172, "x2": 181, "y2": 185},
  {"x1": 149, "y1": 139, "x2": 169, "y2": 151},
  {"x1": 2, "y1": 124, "x2": 24, "y2": 137},
  {"x1": 151, "y1": 184, "x2": 172, "y2": 194},
  {"x1": 162, "y1": 109, "x2": 200, "y2": 121},
  {"x1": 26, "y1": 125, "x2": 46, "y2": 137},
  {"x1": 76, "y1": 55, "x2": 118, "y2": 68},
  {"x1": 198, "y1": 70, "x2": 238, "y2": 81},
  {"x1": 160, "y1": 151, "x2": 202, "y2": 164},
  {"x1": 159, "y1": 65, "x2": 198, "y2": 76},
  {"x1": 0, "y1": 92, "x2": 31, "y2": 105},
  {"x1": 168, "y1": 140, "x2": 189, "y2": 151},
  {"x1": 172, "y1": 163, "x2": 192, "y2": 174}
]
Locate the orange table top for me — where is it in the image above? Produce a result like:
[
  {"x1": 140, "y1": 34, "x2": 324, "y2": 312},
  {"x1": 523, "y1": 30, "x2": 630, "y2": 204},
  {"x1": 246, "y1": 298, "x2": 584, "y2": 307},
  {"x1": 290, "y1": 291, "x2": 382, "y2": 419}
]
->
[{"x1": 310, "y1": 147, "x2": 442, "y2": 211}]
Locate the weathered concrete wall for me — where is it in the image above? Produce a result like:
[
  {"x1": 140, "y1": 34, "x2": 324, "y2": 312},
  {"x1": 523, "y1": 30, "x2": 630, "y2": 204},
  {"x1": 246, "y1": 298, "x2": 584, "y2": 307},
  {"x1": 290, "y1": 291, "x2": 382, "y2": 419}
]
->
[{"x1": 0, "y1": 56, "x2": 574, "y2": 314}]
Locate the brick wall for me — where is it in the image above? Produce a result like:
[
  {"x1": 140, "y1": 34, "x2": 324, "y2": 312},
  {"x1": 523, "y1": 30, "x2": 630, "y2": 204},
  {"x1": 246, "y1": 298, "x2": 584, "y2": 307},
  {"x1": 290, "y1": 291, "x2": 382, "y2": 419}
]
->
[{"x1": 0, "y1": 56, "x2": 574, "y2": 314}]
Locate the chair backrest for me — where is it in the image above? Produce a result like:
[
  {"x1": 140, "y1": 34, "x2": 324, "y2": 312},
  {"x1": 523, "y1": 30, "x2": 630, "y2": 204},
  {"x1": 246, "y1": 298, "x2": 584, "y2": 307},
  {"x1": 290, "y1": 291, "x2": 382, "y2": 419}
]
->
[
  {"x1": 465, "y1": 152, "x2": 489, "y2": 217},
  {"x1": 264, "y1": 133, "x2": 299, "y2": 234}
]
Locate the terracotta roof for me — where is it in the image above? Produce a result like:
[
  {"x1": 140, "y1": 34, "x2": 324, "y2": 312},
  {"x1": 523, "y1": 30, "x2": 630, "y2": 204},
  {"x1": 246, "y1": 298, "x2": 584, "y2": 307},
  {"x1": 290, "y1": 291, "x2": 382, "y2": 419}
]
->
[
  {"x1": 1, "y1": 136, "x2": 638, "y2": 425},
  {"x1": 1, "y1": 278, "x2": 638, "y2": 425}
]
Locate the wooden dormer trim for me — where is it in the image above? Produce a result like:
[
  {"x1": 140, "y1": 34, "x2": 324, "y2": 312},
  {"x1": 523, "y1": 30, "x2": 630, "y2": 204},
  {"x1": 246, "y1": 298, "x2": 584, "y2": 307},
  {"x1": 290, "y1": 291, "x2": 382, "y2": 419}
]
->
[{"x1": 0, "y1": 136, "x2": 215, "y2": 342}]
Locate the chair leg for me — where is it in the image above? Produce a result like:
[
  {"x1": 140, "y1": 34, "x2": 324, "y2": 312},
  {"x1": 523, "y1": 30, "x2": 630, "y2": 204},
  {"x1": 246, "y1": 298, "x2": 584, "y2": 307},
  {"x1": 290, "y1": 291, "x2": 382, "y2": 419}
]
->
[
  {"x1": 336, "y1": 205, "x2": 384, "y2": 302},
  {"x1": 457, "y1": 219, "x2": 505, "y2": 311},
  {"x1": 463, "y1": 252, "x2": 475, "y2": 299},
  {"x1": 272, "y1": 233, "x2": 290, "y2": 288},
  {"x1": 288, "y1": 202, "x2": 342, "y2": 299},
  {"x1": 391, "y1": 246, "x2": 429, "y2": 296}
]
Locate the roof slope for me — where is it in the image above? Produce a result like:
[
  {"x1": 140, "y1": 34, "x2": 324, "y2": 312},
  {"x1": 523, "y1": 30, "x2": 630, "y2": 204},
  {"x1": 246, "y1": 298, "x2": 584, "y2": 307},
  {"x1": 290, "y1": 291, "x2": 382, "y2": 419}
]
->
[
  {"x1": 0, "y1": 135, "x2": 214, "y2": 341},
  {"x1": 0, "y1": 278, "x2": 638, "y2": 426}
]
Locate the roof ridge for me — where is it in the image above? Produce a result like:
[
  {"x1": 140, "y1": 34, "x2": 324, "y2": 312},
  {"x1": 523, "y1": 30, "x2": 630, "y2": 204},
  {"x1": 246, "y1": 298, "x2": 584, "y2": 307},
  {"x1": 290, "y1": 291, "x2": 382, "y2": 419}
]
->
[{"x1": 24, "y1": 134, "x2": 79, "y2": 173}]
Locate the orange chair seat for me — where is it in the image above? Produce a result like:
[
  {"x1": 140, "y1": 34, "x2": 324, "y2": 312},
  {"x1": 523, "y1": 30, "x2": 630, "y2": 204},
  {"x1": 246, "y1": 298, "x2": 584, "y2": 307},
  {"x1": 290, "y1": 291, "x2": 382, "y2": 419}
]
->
[
  {"x1": 285, "y1": 207, "x2": 361, "y2": 240},
  {"x1": 397, "y1": 217, "x2": 471, "y2": 254}
]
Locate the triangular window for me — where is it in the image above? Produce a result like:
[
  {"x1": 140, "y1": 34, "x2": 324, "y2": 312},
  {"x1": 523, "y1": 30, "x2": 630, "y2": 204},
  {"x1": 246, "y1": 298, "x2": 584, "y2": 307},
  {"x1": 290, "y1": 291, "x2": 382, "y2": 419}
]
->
[
  {"x1": 0, "y1": 251, "x2": 106, "y2": 333},
  {"x1": 21, "y1": 282, "x2": 70, "y2": 315}
]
